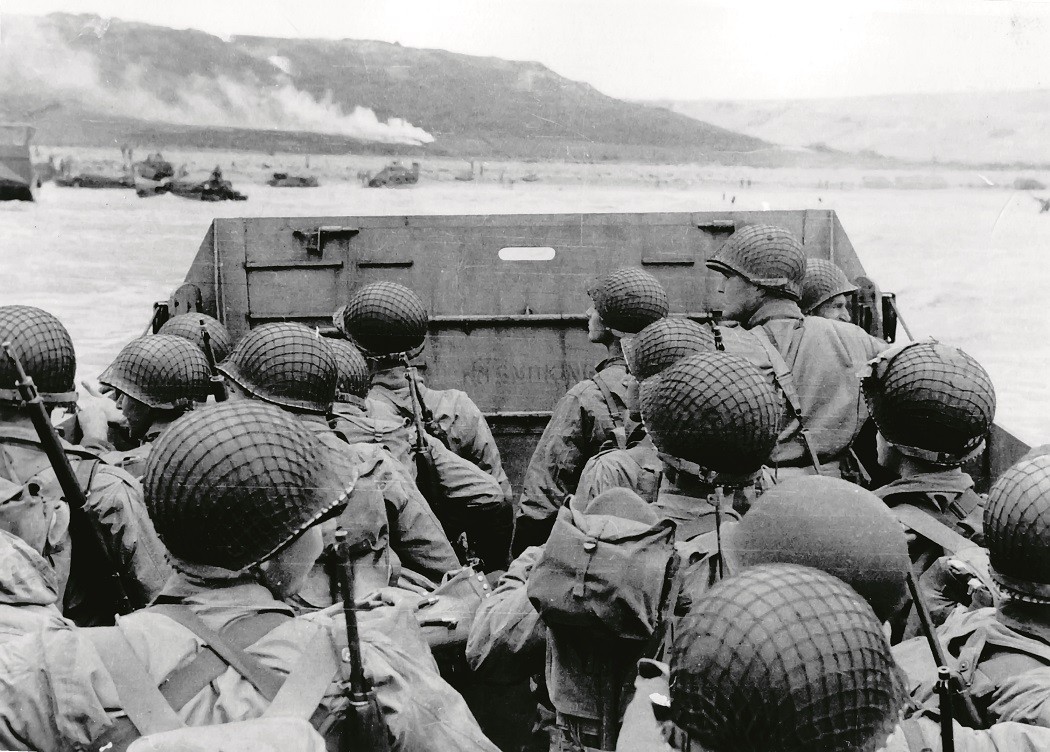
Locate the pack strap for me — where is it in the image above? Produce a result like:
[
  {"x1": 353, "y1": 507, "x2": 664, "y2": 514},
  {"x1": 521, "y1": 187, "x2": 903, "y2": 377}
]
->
[
  {"x1": 894, "y1": 504, "x2": 974, "y2": 555},
  {"x1": 264, "y1": 631, "x2": 341, "y2": 720},
  {"x1": 72, "y1": 457, "x2": 100, "y2": 497},
  {"x1": 89, "y1": 626, "x2": 185, "y2": 737},
  {"x1": 157, "y1": 610, "x2": 290, "y2": 711},
  {"x1": 150, "y1": 604, "x2": 284, "y2": 702},
  {"x1": 591, "y1": 373, "x2": 627, "y2": 450}
]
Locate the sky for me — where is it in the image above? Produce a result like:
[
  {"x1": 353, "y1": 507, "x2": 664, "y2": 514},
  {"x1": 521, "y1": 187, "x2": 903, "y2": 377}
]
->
[{"x1": 3, "y1": 0, "x2": 1050, "y2": 100}]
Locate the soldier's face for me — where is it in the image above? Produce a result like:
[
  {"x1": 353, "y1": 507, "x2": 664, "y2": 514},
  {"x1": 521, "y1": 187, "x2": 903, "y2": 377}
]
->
[
  {"x1": 813, "y1": 294, "x2": 851, "y2": 323},
  {"x1": 258, "y1": 525, "x2": 324, "y2": 598},
  {"x1": 717, "y1": 273, "x2": 763, "y2": 323},
  {"x1": 116, "y1": 392, "x2": 153, "y2": 440},
  {"x1": 586, "y1": 305, "x2": 611, "y2": 344}
]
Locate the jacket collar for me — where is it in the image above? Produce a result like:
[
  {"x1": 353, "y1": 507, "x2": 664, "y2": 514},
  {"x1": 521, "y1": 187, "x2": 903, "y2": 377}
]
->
[
  {"x1": 874, "y1": 471, "x2": 974, "y2": 501},
  {"x1": 746, "y1": 298, "x2": 804, "y2": 327}
]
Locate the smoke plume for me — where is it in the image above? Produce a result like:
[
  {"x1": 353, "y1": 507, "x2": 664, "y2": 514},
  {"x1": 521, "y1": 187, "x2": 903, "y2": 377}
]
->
[{"x1": 0, "y1": 15, "x2": 435, "y2": 146}]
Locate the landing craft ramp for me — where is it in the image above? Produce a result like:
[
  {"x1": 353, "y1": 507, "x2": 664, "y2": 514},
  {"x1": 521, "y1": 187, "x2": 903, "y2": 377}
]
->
[{"x1": 161, "y1": 210, "x2": 1030, "y2": 492}]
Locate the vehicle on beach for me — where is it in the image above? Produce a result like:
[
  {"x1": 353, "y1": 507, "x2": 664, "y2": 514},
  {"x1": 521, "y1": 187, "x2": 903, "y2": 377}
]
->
[
  {"x1": 367, "y1": 161, "x2": 420, "y2": 187},
  {"x1": 55, "y1": 172, "x2": 135, "y2": 189},
  {"x1": 267, "y1": 172, "x2": 319, "y2": 187},
  {"x1": 136, "y1": 166, "x2": 247, "y2": 201},
  {"x1": 0, "y1": 124, "x2": 38, "y2": 201},
  {"x1": 144, "y1": 208, "x2": 1031, "y2": 493}
]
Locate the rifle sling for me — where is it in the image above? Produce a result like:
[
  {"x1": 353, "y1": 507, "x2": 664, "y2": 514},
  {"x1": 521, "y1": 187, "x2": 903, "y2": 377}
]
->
[
  {"x1": 590, "y1": 373, "x2": 627, "y2": 449},
  {"x1": 894, "y1": 504, "x2": 974, "y2": 555}
]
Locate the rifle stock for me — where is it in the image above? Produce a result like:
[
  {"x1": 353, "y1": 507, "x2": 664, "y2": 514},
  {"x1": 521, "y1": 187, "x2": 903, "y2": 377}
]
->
[
  {"x1": 328, "y1": 530, "x2": 391, "y2": 752},
  {"x1": 199, "y1": 319, "x2": 228, "y2": 401},
  {"x1": 2, "y1": 342, "x2": 134, "y2": 616}
]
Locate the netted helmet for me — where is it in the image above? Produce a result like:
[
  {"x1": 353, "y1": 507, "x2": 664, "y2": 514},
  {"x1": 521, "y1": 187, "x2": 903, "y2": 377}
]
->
[
  {"x1": 143, "y1": 401, "x2": 350, "y2": 571},
  {"x1": 329, "y1": 339, "x2": 370, "y2": 402},
  {"x1": 218, "y1": 323, "x2": 337, "y2": 414},
  {"x1": 99, "y1": 335, "x2": 211, "y2": 410},
  {"x1": 158, "y1": 313, "x2": 232, "y2": 362},
  {"x1": 588, "y1": 268, "x2": 669, "y2": 334},
  {"x1": 724, "y1": 476, "x2": 910, "y2": 621},
  {"x1": 670, "y1": 564, "x2": 904, "y2": 752},
  {"x1": 640, "y1": 352, "x2": 779, "y2": 481},
  {"x1": 341, "y1": 282, "x2": 428, "y2": 356},
  {"x1": 862, "y1": 340, "x2": 995, "y2": 466},
  {"x1": 0, "y1": 305, "x2": 77, "y2": 405},
  {"x1": 985, "y1": 455, "x2": 1050, "y2": 602},
  {"x1": 625, "y1": 317, "x2": 715, "y2": 381},
  {"x1": 801, "y1": 259, "x2": 858, "y2": 314},
  {"x1": 706, "y1": 225, "x2": 806, "y2": 301}
]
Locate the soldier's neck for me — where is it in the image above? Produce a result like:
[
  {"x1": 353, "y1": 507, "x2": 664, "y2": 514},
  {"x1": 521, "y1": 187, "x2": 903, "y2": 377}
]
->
[
  {"x1": 0, "y1": 406, "x2": 35, "y2": 428},
  {"x1": 604, "y1": 339, "x2": 623, "y2": 359},
  {"x1": 665, "y1": 468, "x2": 714, "y2": 498}
]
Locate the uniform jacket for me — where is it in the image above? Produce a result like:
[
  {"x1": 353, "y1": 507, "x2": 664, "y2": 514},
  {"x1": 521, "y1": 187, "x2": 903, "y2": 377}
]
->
[
  {"x1": 745, "y1": 299, "x2": 885, "y2": 467},
  {"x1": 574, "y1": 436, "x2": 662, "y2": 507},
  {"x1": 331, "y1": 405, "x2": 511, "y2": 571},
  {"x1": 0, "y1": 528, "x2": 71, "y2": 642},
  {"x1": 301, "y1": 418, "x2": 460, "y2": 583},
  {"x1": 368, "y1": 368, "x2": 512, "y2": 502},
  {"x1": 516, "y1": 355, "x2": 630, "y2": 546},
  {"x1": 0, "y1": 422, "x2": 172, "y2": 626},
  {"x1": 0, "y1": 575, "x2": 499, "y2": 752}
]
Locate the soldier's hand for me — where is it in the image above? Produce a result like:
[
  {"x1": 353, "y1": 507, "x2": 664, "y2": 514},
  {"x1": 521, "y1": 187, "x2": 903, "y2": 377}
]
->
[{"x1": 79, "y1": 381, "x2": 125, "y2": 424}]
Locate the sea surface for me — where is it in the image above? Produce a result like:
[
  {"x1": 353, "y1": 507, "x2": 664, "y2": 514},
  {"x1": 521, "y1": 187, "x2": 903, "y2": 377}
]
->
[{"x1": 1, "y1": 179, "x2": 1046, "y2": 444}]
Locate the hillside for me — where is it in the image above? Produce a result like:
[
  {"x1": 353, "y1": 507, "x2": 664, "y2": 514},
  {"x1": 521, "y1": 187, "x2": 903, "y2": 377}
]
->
[
  {"x1": 0, "y1": 12, "x2": 772, "y2": 162},
  {"x1": 656, "y1": 92, "x2": 1050, "y2": 167}
]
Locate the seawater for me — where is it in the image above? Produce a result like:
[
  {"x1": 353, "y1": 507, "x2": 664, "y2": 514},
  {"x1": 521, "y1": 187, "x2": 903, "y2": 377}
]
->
[{"x1": 0, "y1": 181, "x2": 1046, "y2": 444}]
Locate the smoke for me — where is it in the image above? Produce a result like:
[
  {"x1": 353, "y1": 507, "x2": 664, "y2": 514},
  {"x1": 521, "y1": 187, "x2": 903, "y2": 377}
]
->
[{"x1": 0, "y1": 15, "x2": 435, "y2": 146}]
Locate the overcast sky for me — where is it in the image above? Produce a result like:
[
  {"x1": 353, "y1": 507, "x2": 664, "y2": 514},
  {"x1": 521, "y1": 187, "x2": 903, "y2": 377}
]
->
[{"x1": 3, "y1": 0, "x2": 1050, "y2": 100}]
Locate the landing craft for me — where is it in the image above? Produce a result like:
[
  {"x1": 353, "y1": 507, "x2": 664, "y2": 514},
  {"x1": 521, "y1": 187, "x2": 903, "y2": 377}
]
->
[
  {"x1": 267, "y1": 172, "x2": 319, "y2": 188},
  {"x1": 144, "y1": 209, "x2": 1030, "y2": 493},
  {"x1": 367, "y1": 161, "x2": 420, "y2": 187},
  {"x1": 0, "y1": 124, "x2": 38, "y2": 201}
]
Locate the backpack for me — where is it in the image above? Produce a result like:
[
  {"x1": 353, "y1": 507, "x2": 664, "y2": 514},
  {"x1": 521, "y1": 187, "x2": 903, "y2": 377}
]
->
[
  {"x1": 86, "y1": 604, "x2": 341, "y2": 752},
  {"x1": 527, "y1": 495, "x2": 677, "y2": 642}
]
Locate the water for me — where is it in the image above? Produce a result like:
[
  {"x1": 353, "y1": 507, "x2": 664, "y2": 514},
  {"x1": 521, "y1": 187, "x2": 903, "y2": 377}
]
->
[{"x1": 1, "y1": 179, "x2": 1047, "y2": 444}]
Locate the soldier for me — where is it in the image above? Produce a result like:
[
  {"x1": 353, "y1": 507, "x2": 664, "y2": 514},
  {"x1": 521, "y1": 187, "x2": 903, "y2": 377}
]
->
[
  {"x1": 619, "y1": 565, "x2": 906, "y2": 752},
  {"x1": 157, "y1": 312, "x2": 233, "y2": 362},
  {"x1": 862, "y1": 340, "x2": 996, "y2": 635},
  {"x1": 801, "y1": 258, "x2": 857, "y2": 322},
  {"x1": 328, "y1": 338, "x2": 510, "y2": 571},
  {"x1": 0, "y1": 305, "x2": 171, "y2": 626},
  {"x1": 0, "y1": 401, "x2": 500, "y2": 752},
  {"x1": 640, "y1": 351, "x2": 779, "y2": 541},
  {"x1": 707, "y1": 224, "x2": 885, "y2": 477},
  {"x1": 340, "y1": 282, "x2": 512, "y2": 503},
  {"x1": 515, "y1": 268, "x2": 669, "y2": 552},
  {"x1": 894, "y1": 452, "x2": 1050, "y2": 730},
  {"x1": 96, "y1": 334, "x2": 212, "y2": 478},
  {"x1": 217, "y1": 322, "x2": 460, "y2": 585},
  {"x1": 0, "y1": 526, "x2": 70, "y2": 642}
]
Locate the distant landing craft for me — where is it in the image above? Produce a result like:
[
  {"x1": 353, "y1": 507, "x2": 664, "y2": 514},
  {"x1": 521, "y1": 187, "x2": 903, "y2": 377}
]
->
[
  {"x1": 367, "y1": 161, "x2": 420, "y2": 188},
  {"x1": 1032, "y1": 196, "x2": 1050, "y2": 214}
]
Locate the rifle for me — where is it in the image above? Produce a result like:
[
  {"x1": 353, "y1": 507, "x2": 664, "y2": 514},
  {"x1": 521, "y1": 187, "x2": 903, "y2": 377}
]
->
[
  {"x1": 906, "y1": 570, "x2": 982, "y2": 731},
  {"x1": 199, "y1": 319, "x2": 228, "y2": 401},
  {"x1": 2, "y1": 342, "x2": 134, "y2": 616},
  {"x1": 401, "y1": 354, "x2": 464, "y2": 553},
  {"x1": 401, "y1": 358, "x2": 451, "y2": 450},
  {"x1": 326, "y1": 529, "x2": 391, "y2": 752}
]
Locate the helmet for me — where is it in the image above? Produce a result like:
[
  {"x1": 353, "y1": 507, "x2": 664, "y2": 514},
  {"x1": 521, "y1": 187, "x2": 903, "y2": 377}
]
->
[
  {"x1": 706, "y1": 225, "x2": 806, "y2": 301},
  {"x1": 0, "y1": 305, "x2": 77, "y2": 404},
  {"x1": 670, "y1": 564, "x2": 904, "y2": 752},
  {"x1": 801, "y1": 259, "x2": 857, "y2": 314},
  {"x1": 640, "y1": 352, "x2": 779, "y2": 481},
  {"x1": 984, "y1": 455, "x2": 1050, "y2": 602},
  {"x1": 329, "y1": 339, "x2": 370, "y2": 402},
  {"x1": 588, "y1": 268, "x2": 669, "y2": 334},
  {"x1": 217, "y1": 323, "x2": 337, "y2": 414},
  {"x1": 625, "y1": 317, "x2": 715, "y2": 381},
  {"x1": 341, "y1": 282, "x2": 428, "y2": 356},
  {"x1": 862, "y1": 340, "x2": 995, "y2": 466},
  {"x1": 99, "y1": 335, "x2": 211, "y2": 410},
  {"x1": 724, "y1": 476, "x2": 910, "y2": 621},
  {"x1": 143, "y1": 401, "x2": 350, "y2": 571},
  {"x1": 158, "y1": 313, "x2": 232, "y2": 362}
]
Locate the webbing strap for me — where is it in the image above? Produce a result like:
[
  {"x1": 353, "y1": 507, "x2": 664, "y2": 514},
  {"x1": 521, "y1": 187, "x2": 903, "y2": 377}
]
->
[
  {"x1": 158, "y1": 610, "x2": 290, "y2": 711},
  {"x1": 150, "y1": 604, "x2": 284, "y2": 702},
  {"x1": 264, "y1": 632, "x2": 341, "y2": 719},
  {"x1": 89, "y1": 626, "x2": 185, "y2": 736},
  {"x1": 894, "y1": 504, "x2": 974, "y2": 555},
  {"x1": 591, "y1": 373, "x2": 627, "y2": 450},
  {"x1": 749, "y1": 325, "x2": 805, "y2": 421}
]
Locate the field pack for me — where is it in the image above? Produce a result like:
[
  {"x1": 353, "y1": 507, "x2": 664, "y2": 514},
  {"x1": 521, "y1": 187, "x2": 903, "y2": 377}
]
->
[{"x1": 527, "y1": 490, "x2": 677, "y2": 642}]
